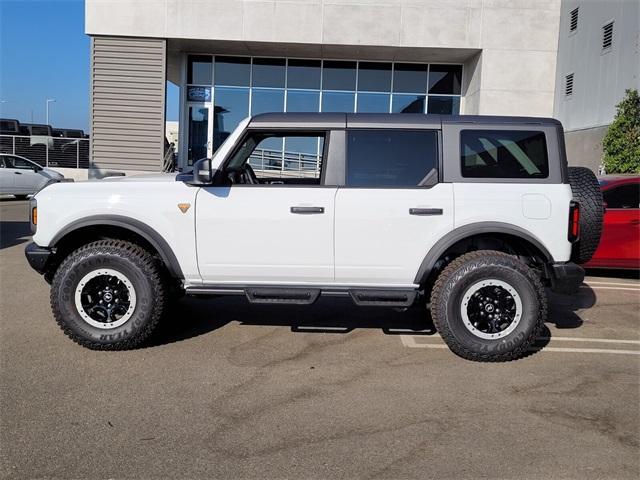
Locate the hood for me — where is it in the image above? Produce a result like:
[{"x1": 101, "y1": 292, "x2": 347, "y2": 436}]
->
[
  {"x1": 42, "y1": 168, "x2": 64, "y2": 179},
  {"x1": 101, "y1": 172, "x2": 179, "y2": 183}
]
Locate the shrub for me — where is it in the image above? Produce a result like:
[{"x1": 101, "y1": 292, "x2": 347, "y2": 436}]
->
[{"x1": 602, "y1": 89, "x2": 640, "y2": 174}]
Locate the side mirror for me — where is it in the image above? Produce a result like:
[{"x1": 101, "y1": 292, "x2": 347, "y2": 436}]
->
[
  {"x1": 33, "y1": 165, "x2": 43, "y2": 172},
  {"x1": 181, "y1": 157, "x2": 213, "y2": 186}
]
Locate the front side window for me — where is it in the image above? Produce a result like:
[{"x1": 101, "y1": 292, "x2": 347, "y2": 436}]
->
[
  {"x1": 461, "y1": 130, "x2": 549, "y2": 179},
  {"x1": 10, "y1": 156, "x2": 35, "y2": 170},
  {"x1": 226, "y1": 132, "x2": 325, "y2": 185},
  {"x1": 603, "y1": 184, "x2": 640, "y2": 209},
  {"x1": 346, "y1": 130, "x2": 438, "y2": 187}
]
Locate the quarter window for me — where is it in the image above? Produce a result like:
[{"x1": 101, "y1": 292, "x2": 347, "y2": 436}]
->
[
  {"x1": 461, "y1": 130, "x2": 549, "y2": 179},
  {"x1": 346, "y1": 130, "x2": 438, "y2": 187}
]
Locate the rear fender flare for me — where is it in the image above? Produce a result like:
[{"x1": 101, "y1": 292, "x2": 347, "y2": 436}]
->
[{"x1": 414, "y1": 222, "x2": 554, "y2": 285}]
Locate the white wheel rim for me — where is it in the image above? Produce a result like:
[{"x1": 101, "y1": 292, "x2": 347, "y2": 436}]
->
[
  {"x1": 460, "y1": 279, "x2": 523, "y2": 340},
  {"x1": 74, "y1": 268, "x2": 137, "y2": 329}
]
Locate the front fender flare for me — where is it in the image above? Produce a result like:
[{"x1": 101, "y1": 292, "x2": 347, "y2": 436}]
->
[
  {"x1": 413, "y1": 222, "x2": 554, "y2": 285},
  {"x1": 50, "y1": 215, "x2": 184, "y2": 279}
]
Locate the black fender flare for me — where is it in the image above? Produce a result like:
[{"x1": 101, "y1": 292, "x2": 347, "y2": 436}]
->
[
  {"x1": 413, "y1": 222, "x2": 554, "y2": 285},
  {"x1": 50, "y1": 215, "x2": 184, "y2": 279}
]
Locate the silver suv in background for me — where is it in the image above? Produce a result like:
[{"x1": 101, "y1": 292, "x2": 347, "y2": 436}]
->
[{"x1": 0, "y1": 154, "x2": 68, "y2": 199}]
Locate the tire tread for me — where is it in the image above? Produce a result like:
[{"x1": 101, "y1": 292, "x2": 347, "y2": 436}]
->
[{"x1": 431, "y1": 250, "x2": 547, "y2": 362}]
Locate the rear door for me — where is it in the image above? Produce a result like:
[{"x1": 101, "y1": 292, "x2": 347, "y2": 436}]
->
[{"x1": 334, "y1": 128, "x2": 454, "y2": 285}]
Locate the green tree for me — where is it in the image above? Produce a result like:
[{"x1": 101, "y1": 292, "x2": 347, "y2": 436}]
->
[{"x1": 602, "y1": 89, "x2": 640, "y2": 174}]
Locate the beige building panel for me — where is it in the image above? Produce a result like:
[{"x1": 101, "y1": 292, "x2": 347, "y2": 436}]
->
[{"x1": 90, "y1": 36, "x2": 166, "y2": 172}]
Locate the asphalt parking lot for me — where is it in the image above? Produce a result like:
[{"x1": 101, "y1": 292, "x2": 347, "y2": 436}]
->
[{"x1": 1, "y1": 198, "x2": 638, "y2": 479}]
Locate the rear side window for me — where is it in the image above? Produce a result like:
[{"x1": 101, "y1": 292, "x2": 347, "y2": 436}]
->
[
  {"x1": 346, "y1": 129, "x2": 438, "y2": 187},
  {"x1": 603, "y1": 184, "x2": 640, "y2": 209},
  {"x1": 461, "y1": 130, "x2": 549, "y2": 179}
]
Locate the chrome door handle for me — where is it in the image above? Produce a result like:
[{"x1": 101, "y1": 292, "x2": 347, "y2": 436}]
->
[
  {"x1": 409, "y1": 208, "x2": 443, "y2": 216},
  {"x1": 290, "y1": 206, "x2": 325, "y2": 214}
]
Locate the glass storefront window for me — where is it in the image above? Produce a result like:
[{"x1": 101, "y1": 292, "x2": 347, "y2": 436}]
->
[
  {"x1": 186, "y1": 55, "x2": 463, "y2": 166},
  {"x1": 428, "y1": 65, "x2": 462, "y2": 95},
  {"x1": 392, "y1": 94, "x2": 425, "y2": 113},
  {"x1": 427, "y1": 96, "x2": 461, "y2": 114},
  {"x1": 252, "y1": 58, "x2": 286, "y2": 88},
  {"x1": 287, "y1": 59, "x2": 321, "y2": 89},
  {"x1": 286, "y1": 90, "x2": 320, "y2": 112},
  {"x1": 322, "y1": 60, "x2": 357, "y2": 91},
  {"x1": 188, "y1": 106, "x2": 209, "y2": 164},
  {"x1": 393, "y1": 64, "x2": 428, "y2": 94},
  {"x1": 358, "y1": 62, "x2": 391, "y2": 92},
  {"x1": 188, "y1": 55, "x2": 212, "y2": 85},
  {"x1": 215, "y1": 56, "x2": 250, "y2": 86},
  {"x1": 356, "y1": 93, "x2": 390, "y2": 113},
  {"x1": 213, "y1": 87, "x2": 249, "y2": 149},
  {"x1": 322, "y1": 91, "x2": 355, "y2": 112},
  {"x1": 251, "y1": 88, "x2": 285, "y2": 115}
]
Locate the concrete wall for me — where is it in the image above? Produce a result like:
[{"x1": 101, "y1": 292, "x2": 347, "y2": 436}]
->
[
  {"x1": 86, "y1": 0, "x2": 562, "y2": 117},
  {"x1": 554, "y1": 0, "x2": 640, "y2": 132},
  {"x1": 564, "y1": 125, "x2": 608, "y2": 171}
]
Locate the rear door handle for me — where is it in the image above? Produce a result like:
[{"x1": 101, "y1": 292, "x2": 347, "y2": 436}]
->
[
  {"x1": 290, "y1": 206, "x2": 325, "y2": 214},
  {"x1": 631, "y1": 219, "x2": 640, "y2": 225},
  {"x1": 14, "y1": 171, "x2": 22, "y2": 175},
  {"x1": 409, "y1": 208, "x2": 443, "y2": 216}
]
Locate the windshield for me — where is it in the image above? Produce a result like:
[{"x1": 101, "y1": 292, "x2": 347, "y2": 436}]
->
[{"x1": 210, "y1": 117, "x2": 251, "y2": 170}]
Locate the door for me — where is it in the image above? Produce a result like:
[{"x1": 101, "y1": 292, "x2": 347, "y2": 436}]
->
[
  {"x1": 187, "y1": 103, "x2": 213, "y2": 166},
  {"x1": 334, "y1": 129, "x2": 454, "y2": 285},
  {"x1": 593, "y1": 181, "x2": 640, "y2": 268},
  {"x1": 8, "y1": 156, "x2": 45, "y2": 193},
  {"x1": 196, "y1": 130, "x2": 336, "y2": 284},
  {"x1": 0, "y1": 156, "x2": 15, "y2": 193}
]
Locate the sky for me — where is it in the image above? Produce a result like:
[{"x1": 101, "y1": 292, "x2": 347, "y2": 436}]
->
[{"x1": 0, "y1": 0, "x2": 178, "y2": 132}]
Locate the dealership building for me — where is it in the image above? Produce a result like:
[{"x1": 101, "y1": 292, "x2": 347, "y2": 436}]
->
[{"x1": 84, "y1": 0, "x2": 638, "y2": 174}]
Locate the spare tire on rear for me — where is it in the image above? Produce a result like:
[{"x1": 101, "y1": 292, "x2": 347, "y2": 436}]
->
[{"x1": 568, "y1": 166, "x2": 604, "y2": 264}]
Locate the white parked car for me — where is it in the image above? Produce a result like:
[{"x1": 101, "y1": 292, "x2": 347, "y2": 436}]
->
[
  {"x1": 25, "y1": 113, "x2": 603, "y2": 362},
  {"x1": 0, "y1": 154, "x2": 67, "y2": 199}
]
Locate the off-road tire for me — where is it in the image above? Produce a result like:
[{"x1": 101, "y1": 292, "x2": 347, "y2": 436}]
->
[
  {"x1": 431, "y1": 250, "x2": 547, "y2": 362},
  {"x1": 50, "y1": 240, "x2": 167, "y2": 350},
  {"x1": 568, "y1": 166, "x2": 603, "y2": 264}
]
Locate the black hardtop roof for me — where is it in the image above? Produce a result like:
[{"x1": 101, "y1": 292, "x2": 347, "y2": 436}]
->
[{"x1": 248, "y1": 112, "x2": 562, "y2": 129}]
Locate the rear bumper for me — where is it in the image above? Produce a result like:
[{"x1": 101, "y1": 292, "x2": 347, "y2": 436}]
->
[
  {"x1": 25, "y1": 242, "x2": 53, "y2": 275},
  {"x1": 548, "y1": 262, "x2": 585, "y2": 294}
]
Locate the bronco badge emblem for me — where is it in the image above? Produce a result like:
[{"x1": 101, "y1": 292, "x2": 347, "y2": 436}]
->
[{"x1": 177, "y1": 203, "x2": 191, "y2": 213}]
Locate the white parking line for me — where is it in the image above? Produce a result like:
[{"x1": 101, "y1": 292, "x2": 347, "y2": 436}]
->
[
  {"x1": 538, "y1": 336, "x2": 640, "y2": 345},
  {"x1": 585, "y1": 281, "x2": 640, "y2": 288},
  {"x1": 399, "y1": 335, "x2": 640, "y2": 356},
  {"x1": 580, "y1": 286, "x2": 640, "y2": 292}
]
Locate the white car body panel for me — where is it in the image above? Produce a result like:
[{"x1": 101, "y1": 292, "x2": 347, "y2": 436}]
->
[
  {"x1": 334, "y1": 185, "x2": 454, "y2": 285},
  {"x1": 30, "y1": 117, "x2": 576, "y2": 289},
  {"x1": 196, "y1": 186, "x2": 336, "y2": 283},
  {"x1": 453, "y1": 183, "x2": 573, "y2": 262},
  {"x1": 33, "y1": 179, "x2": 202, "y2": 283}
]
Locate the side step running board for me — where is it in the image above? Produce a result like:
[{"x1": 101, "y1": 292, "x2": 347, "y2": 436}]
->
[
  {"x1": 349, "y1": 290, "x2": 416, "y2": 307},
  {"x1": 245, "y1": 288, "x2": 320, "y2": 305},
  {"x1": 185, "y1": 285, "x2": 419, "y2": 307}
]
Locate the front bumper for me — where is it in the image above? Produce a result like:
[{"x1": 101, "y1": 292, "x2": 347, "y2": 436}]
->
[
  {"x1": 25, "y1": 242, "x2": 53, "y2": 275},
  {"x1": 548, "y1": 262, "x2": 585, "y2": 294}
]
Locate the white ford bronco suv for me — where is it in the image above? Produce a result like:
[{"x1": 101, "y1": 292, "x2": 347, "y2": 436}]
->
[{"x1": 25, "y1": 113, "x2": 603, "y2": 361}]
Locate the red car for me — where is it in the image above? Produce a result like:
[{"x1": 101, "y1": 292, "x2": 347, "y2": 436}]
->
[{"x1": 585, "y1": 175, "x2": 640, "y2": 270}]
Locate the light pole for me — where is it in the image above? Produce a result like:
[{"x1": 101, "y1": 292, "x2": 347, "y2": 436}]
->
[{"x1": 46, "y1": 98, "x2": 56, "y2": 125}]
